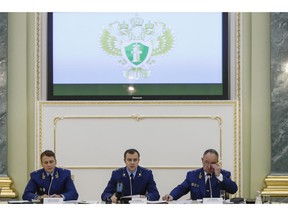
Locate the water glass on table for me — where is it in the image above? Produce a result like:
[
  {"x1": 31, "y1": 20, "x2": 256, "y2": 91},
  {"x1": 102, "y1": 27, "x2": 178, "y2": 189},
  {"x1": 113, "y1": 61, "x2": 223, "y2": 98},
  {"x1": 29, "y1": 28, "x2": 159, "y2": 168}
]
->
[
  {"x1": 262, "y1": 195, "x2": 271, "y2": 204},
  {"x1": 220, "y1": 190, "x2": 226, "y2": 200}
]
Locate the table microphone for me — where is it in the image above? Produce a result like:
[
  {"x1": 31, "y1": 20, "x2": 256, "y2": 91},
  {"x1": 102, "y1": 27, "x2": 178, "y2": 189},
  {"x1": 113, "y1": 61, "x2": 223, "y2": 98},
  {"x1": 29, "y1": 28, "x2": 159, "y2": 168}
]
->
[{"x1": 115, "y1": 182, "x2": 123, "y2": 201}]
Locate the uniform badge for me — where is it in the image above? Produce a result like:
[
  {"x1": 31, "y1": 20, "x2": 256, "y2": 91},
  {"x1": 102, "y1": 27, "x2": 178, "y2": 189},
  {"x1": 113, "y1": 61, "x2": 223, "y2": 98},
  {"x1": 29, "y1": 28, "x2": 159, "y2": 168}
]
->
[
  {"x1": 42, "y1": 172, "x2": 45, "y2": 180},
  {"x1": 55, "y1": 171, "x2": 59, "y2": 178},
  {"x1": 198, "y1": 173, "x2": 202, "y2": 179}
]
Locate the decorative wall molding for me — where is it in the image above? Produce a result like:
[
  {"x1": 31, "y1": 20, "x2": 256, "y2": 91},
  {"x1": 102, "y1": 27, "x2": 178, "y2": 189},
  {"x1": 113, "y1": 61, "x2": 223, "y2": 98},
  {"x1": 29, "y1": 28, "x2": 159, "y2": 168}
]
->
[
  {"x1": 37, "y1": 101, "x2": 240, "y2": 200},
  {"x1": 35, "y1": 12, "x2": 242, "y2": 200}
]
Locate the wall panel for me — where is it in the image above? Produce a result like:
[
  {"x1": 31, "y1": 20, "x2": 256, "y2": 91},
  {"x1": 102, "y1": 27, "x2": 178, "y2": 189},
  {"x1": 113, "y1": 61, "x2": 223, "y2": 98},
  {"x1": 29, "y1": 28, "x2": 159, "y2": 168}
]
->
[{"x1": 37, "y1": 101, "x2": 240, "y2": 200}]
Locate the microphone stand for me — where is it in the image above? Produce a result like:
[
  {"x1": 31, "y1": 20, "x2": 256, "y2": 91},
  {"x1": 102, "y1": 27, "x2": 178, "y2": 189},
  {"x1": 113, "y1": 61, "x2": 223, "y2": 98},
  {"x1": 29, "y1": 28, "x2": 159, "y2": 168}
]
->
[{"x1": 130, "y1": 175, "x2": 133, "y2": 196}]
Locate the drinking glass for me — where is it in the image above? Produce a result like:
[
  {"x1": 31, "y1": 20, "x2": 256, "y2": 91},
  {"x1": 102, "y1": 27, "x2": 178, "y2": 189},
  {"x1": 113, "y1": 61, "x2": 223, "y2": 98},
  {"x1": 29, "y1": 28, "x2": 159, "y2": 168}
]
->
[
  {"x1": 262, "y1": 195, "x2": 271, "y2": 204},
  {"x1": 220, "y1": 190, "x2": 226, "y2": 200}
]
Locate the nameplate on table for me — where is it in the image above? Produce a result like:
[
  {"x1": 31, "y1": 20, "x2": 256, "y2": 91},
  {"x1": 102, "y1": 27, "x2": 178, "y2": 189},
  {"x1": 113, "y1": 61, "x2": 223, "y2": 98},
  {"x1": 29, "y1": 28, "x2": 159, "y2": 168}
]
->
[
  {"x1": 43, "y1": 197, "x2": 63, "y2": 204},
  {"x1": 202, "y1": 198, "x2": 223, "y2": 204},
  {"x1": 129, "y1": 196, "x2": 147, "y2": 204}
]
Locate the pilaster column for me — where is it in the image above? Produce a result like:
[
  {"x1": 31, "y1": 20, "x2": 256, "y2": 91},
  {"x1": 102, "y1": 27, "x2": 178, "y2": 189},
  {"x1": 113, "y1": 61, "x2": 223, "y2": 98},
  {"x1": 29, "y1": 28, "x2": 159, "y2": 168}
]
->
[
  {"x1": 0, "y1": 12, "x2": 18, "y2": 199},
  {"x1": 262, "y1": 13, "x2": 288, "y2": 199}
]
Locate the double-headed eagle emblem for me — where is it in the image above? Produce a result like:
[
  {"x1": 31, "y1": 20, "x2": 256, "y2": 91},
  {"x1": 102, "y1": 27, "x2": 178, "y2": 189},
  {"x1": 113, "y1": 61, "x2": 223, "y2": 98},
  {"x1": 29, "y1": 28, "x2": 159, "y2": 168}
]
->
[{"x1": 100, "y1": 14, "x2": 174, "y2": 80}]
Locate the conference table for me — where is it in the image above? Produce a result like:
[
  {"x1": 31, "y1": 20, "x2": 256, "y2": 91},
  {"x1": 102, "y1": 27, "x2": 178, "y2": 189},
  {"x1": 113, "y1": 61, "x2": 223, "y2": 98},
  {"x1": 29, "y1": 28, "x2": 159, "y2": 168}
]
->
[{"x1": 3, "y1": 198, "x2": 244, "y2": 204}]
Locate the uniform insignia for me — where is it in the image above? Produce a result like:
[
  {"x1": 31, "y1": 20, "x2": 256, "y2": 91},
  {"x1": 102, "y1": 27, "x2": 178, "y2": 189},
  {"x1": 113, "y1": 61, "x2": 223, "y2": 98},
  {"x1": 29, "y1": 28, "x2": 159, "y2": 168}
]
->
[
  {"x1": 55, "y1": 171, "x2": 59, "y2": 178},
  {"x1": 42, "y1": 172, "x2": 45, "y2": 180},
  {"x1": 199, "y1": 173, "x2": 202, "y2": 179},
  {"x1": 122, "y1": 172, "x2": 126, "y2": 177},
  {"x1": 191, "y1": 183, "x2": 199, "y2": 187},
  {"x1": 43, "y1": 188, "x2": 45, "y2": 192},
  {"x1": 138, "y1": 172, "x2": 142, "y2": 177}
]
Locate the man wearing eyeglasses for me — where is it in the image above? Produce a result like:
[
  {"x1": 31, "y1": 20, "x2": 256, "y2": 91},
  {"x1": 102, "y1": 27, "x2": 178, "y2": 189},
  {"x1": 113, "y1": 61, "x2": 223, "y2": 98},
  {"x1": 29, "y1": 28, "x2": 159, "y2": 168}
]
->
[
  {"x1": 162, "y1": 149, "x2": 238, "y2": 201},
  {"x1": 22, "y1": 150, "x2": 79, "y2": 201},
  {"x1": 101, "y1": 148, "x2": 160, "y2": 203}
]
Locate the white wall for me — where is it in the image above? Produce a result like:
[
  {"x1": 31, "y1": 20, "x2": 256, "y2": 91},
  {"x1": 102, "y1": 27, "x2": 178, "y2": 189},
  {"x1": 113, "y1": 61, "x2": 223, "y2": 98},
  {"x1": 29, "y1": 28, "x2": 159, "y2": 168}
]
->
[{"x1": 37, "y1": 101, "x2": 240, "y2": 200}]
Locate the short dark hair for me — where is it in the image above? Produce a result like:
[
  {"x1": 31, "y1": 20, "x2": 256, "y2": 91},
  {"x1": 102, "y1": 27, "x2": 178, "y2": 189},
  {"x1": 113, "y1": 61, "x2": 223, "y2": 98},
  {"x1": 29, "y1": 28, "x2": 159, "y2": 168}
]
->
[
  {"x1": 41, "y1": 150, "x2": 56, "y2": 161},
  {"x1": 203, "y1": 149, "x2": 219, "y2": 158},
  {"x1": 124, "y1": 149, "x2": 140, "y2": 159}
]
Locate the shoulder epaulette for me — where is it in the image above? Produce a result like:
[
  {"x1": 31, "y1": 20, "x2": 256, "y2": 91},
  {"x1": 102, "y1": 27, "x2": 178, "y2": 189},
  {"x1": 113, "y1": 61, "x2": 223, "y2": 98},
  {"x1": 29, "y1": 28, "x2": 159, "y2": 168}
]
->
[
  {"x1": 142, "y1": 167, "x2": 151, "y2": 172},
  {"x1": 221, "y1": 169, "x2": 229, "y2": 173},
  {"x1": 188, "y1": 169, "x2": 197, "y2": 173},
  {"x1": 33, "y1": 169, "x2": 42, "y2": 173}
]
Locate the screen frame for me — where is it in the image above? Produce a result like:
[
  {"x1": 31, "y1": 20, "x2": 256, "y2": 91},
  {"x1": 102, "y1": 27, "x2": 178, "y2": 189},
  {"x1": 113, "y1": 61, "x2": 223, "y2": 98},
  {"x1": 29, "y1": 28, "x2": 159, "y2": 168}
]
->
[{"x1": 47, "y1": 12, "x2": 229, "y2": 101}]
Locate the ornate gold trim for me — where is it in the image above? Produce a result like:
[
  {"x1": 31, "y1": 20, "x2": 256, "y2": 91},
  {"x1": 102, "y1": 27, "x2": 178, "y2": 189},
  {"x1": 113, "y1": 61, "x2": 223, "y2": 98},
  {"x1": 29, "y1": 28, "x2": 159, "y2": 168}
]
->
[
  {"x1": 0, "y1": 177, "x2": 18, "y2": 198},
  {"x1": 236, "y1": 12, "x2": 242, "y2": 196},
  {"x1": 261, "y1": 176, "x2": 288, "y2": 196},
  {"x1": 36, "y1": 12, "x2": 42, "y2": 168},
  {"x1": 34, "y1": 13, "x2": 242, "y2": 197},
  {"x1": 39, "y1": 100, "x2": 236, "y2": 106},
  {"x1": 64, "y1": 166, "x2": 202, "y2": 170},
  {"x1": 36, "y1": 12, "x2": 41, "y2": 101}
]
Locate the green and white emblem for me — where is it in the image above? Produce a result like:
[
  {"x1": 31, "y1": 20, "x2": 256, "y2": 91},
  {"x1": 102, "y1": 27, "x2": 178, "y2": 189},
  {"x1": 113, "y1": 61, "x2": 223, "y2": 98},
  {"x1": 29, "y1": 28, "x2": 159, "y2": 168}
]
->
[
  {"x1": 99, "y1": 14, "x2": 174, "y2": 80},
  {"x1": 122, "y1": 41, "x2": 152, "y2": 68}
]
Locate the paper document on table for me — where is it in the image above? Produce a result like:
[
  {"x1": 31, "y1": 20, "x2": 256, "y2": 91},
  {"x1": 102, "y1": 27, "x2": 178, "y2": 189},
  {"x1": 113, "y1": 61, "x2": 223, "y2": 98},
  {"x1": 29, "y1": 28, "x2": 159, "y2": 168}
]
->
[
  {"x1": 170, "y1": 200, "x2": 195, "y2": 204},
  {"x1": 8, "y1": 200, "x2": 32, "y2": 204},
  {"x1": 121, "y1": 195, "x2": 141, "y2": 199}
]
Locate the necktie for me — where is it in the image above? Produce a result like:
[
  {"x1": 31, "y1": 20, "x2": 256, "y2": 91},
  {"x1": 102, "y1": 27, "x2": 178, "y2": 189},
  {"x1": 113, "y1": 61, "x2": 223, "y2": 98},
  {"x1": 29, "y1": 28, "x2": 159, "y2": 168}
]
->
[
  {"x1": 48, "y1": 174, "x2": 53, "y2": 196},
  {"x1": 130, "y1": 173, "x2": 134, "y2": 195},
  {"x1": 130, "y1": 173, "x2": 134, "y2": 185},
  {"x1": 205, "y1": 174, "x2": 212, "y2": 198}
]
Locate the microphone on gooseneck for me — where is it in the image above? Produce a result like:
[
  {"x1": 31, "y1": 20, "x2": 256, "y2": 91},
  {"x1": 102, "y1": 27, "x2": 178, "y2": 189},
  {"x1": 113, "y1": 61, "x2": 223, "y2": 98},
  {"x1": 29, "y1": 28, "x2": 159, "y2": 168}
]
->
[
  {"x1": 48, "y1": 175, "x2": 54, "y2": 197},
  {"x1": 115, "y1": 182, "x2": 123, "y2": 201}
]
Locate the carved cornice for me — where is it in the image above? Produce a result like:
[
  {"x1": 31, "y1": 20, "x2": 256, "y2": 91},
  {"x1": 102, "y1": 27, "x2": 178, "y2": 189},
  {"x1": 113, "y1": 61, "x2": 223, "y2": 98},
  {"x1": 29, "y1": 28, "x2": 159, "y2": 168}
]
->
[
  {"x1": 262, "y1": 176, "x2": 288, "y2": 196},
  {"x1": 0, "y1": 177, "x2": 18, "y2": 198}
]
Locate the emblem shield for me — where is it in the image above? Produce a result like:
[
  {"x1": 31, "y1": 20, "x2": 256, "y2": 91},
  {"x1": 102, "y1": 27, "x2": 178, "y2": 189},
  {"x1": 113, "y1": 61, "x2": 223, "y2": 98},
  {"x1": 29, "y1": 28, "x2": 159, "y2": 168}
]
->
[{"x1": 122, "y1": 41, "x2": 152, "y2": 68}]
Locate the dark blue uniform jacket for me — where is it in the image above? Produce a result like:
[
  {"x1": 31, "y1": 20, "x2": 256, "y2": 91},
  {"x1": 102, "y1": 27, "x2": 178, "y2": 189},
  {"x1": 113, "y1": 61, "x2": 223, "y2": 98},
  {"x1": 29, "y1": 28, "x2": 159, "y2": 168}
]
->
[
  {"x1": 170, "y1": 168, "x2": 238, "y2": 200},
  {"x1": 22, "y1": 167, "x2": 78, "y2": 201},
  {"x1": 101, "y1": 166, "x2": 160, "y2": 201}
]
